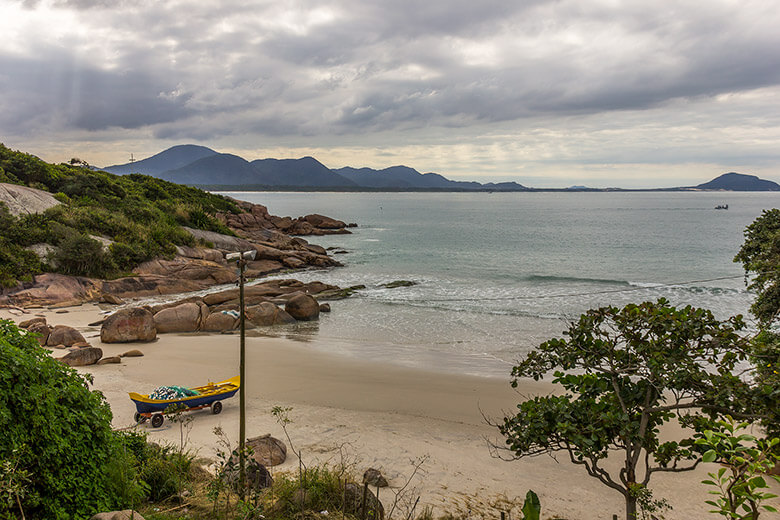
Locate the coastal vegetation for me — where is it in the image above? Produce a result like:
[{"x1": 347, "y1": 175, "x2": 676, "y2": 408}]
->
[
  {"x1": 495, "y1": 299, "x2": 766, "y2": 520},
  {"x1": 0, "y1": 144, "x2": 240, "y2": 287}
]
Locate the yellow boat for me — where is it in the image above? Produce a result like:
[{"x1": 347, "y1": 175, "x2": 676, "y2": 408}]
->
[{"x1": 129, "y1": 376, "x2": 240, "y2": 427}]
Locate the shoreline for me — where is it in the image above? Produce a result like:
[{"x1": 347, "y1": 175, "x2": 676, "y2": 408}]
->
[{"x1": 3, "y1": 304, "x2": 777, "y2": 520}]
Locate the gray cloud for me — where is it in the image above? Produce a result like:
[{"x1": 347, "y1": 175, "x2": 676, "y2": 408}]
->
[{"x1": 3, "y1": 0, "x2": 780, "y2": 179}]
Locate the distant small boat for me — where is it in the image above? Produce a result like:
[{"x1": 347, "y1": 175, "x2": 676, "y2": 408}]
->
[{"x1": 715, "y1": 204, "x2": 729, "y2": 210}]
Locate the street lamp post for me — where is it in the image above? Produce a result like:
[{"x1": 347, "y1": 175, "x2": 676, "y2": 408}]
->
[{"x1": 225, "y1": 249, "x2": 256, "y2": 500}]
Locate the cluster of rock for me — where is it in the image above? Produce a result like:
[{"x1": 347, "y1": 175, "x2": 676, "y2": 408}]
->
[
  {"x1": 0, "y1": 197, "x2": 353, "y2": 308},
  {"x1": 17, "y1": 317, "x2": 143, "y2": 366},
  {"x1": 100, "y1": 279, "x2": 336, "y2": 342},
  {"x1": 219, "y1": 198, "x2": 356, "y2": 238}
]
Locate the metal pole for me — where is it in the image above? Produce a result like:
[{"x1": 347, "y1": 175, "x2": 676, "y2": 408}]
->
[{"x1": 238, "y1": 255, "x2": 247, "y2": 500}]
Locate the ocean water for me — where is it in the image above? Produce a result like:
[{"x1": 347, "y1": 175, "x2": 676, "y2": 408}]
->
[{"x1": 218, "y1": 191, "x2": 779, "y2": 378}]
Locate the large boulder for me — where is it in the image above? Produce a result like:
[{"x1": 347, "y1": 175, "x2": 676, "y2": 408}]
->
[
  {"x1": 0, "y1": 182, "x2": 60, "y2": 216},
  {"x1": 100, "y1": 293, "x2": 125, "y2": 305},
  {"x1": 247, "y1": 302, "x2": 296, "y2": 326},
  {"x1": 344, "y1": 482, "x2": 384, "y2": 519},
  {"x1": 153, "y1": 302, "x2": 201, "y2": 333},
  {"x1": 282, "y1": 256, "x2": 306, "y2": 269},
  {"x1": 59, "y1": 346, "x2": 103, "y2": 367},
  {"x1": 303, "y1": 213, "x2": 347, "y2": 230},
  {"x1": 18, "y1": 317, "x2": 46, "y2": 329},
  {"x1": 201, "y1": 311, "x2": 239, "y2": 332},
  {"x1": 284, "y1": 293, "x2": 320, "y2": 321},
  {"x1": 246, "y1": 434, "x2": 287, "y2": 466},
  {"x1": 47, "y1": 325, "x2": 86, "y2": 347},
  {"x1": 363, "y1": 468, "x2": 389, "y2": 487},
  {"x1": 25, "y1": 321, "x2": 51, "y2": 345},
  {"x1": 225, "y1": 461, "x2": 273, "y2": 492},
  {"x1": 101, "y1": 308, "x2": 157, "y2": 343}
]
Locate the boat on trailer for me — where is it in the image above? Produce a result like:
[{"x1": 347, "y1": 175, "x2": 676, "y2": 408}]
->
[{"x1": 129, "y1": 376, "x2": 240, "y2": 428}]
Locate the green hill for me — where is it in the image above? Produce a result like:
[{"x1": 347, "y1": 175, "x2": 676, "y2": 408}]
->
[
  {"x1": 694, "y1": 172, "x2": 780, "y2": 191},
  {"x1": 0, "y1": 144, "x2": 240, "y2": 287}
]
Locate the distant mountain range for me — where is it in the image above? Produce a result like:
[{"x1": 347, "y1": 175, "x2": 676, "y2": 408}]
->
[{"x1": 102, "y1": 145, "x2": 780, "y2": 192}]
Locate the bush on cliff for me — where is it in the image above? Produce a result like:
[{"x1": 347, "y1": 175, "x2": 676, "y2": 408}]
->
[
  {"x1": 0, "y1": 143, "x2": 241, "y2": 283},
  {"x1": 0, "y1": 319, "x2": 120, "y2": 519}
]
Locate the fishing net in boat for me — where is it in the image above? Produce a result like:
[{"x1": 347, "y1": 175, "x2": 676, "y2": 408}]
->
[{"x1": 149, "y1": 385, "x2": 199, "y2": 400}]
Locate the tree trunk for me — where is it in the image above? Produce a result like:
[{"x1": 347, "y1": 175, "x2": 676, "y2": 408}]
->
[{"x1": 625, "y1": 494, "x2": 637, "y2": 520}]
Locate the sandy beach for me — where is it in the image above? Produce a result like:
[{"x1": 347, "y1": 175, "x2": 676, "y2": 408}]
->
[{"x1": 3, "y1": 303, "x2": 778, "y2": 520}]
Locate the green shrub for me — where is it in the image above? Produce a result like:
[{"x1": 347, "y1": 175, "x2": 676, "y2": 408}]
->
[
  {"x1": 268, "y1": 465, "x2": 349, "y2": 518},
  {"x1": 0, "y1": 319, "x2": 119, "y2": 519},
  {"x1": 139, "y1": 443, "x2": 194, "y2": 502},
  {"x1": 49, "y1": 231, "x2": 114, "y2": 277}
]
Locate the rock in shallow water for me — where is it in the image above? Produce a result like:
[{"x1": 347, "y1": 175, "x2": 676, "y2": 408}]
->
[{"x1": 284, "y1": 293, "x2": 320, "y2": 321}]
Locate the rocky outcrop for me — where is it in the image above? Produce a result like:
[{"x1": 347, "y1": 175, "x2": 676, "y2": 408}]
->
[
  {"x1": 285, "y1": 293, "x2": 320, "y2": 321},
  {"x1": 60, "y1": 346, "x2": 103, "y2": 367},
  {"x1": 182, "y1": 227, "x2": 256, "y2": 252},
  {"x1": 134, "y1": 257, "x2": 237, "y2": 286},
  {"x1": 219, "y1": 199, "x2": 352, "y2": 238},
  {"x1": 303, "y1": 214, "x2": 349, "y2": 230},
  {"x1": 175, "y1": 245, "x2": 224, "y2": 262},
  {"x1": 381, "y1": 280, "x2": 417, "y2": 289},
  {"x1": 0, "y1": 182, "x2": 60, "y2": 216},
  {"x1": 116, "y1": 279, "x2": 338, "y2": 335},
  {"x1": 0, "y1": 273, "x2": 102, "y2": 308},
  {"x1": 101, "y1": 308, "x2": 157, "y2": 343},
  {"x1": 0, "y1": 194, "x2": 350, "y2": 308}
]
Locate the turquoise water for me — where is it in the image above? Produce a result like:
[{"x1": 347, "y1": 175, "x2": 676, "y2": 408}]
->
[{"x1": 219, "y1": 191, "x2": 780, "y2": 377}]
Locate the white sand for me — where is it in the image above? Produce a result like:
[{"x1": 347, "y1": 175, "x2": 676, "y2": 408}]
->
[{"x1": 3, "y1": 304, "x2": 778, "y2": 520}]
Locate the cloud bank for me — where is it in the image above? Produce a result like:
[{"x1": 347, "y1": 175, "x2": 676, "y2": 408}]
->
[{"x1": 2, "y1": 0, "x2": 779, "y2": 186}]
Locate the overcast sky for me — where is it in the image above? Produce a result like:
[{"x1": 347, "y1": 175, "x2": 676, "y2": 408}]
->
[{"x1": 2, "y1": 0, "x2": 779, "y2": 187}]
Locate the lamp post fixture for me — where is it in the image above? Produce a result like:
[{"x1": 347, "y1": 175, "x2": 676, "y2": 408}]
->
[{"x1": 225, "y1": 249, "x2": 256, "y2": 500}]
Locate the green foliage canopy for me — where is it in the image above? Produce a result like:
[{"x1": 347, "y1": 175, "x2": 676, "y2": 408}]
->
[
  {"x1": 0, "y1": 319, "x2": 117, "y2": 519},
  {"x1": 498, "y1": 299, "x2": 757, "y2": 520},
  {"x1": 734, "y1": 208, "x2": 780, "y2": 326}
]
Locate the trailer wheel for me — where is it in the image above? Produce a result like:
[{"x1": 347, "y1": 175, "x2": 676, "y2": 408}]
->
[
  {"x1": 151, "y1": 414, "x2": 164, "y2": 428},
  {"x1": 212, "y1": 401, "x2": 222, "y2": 415},
  {"x1": 133, "y1": 412, "x2": 144, "y2": 424}
]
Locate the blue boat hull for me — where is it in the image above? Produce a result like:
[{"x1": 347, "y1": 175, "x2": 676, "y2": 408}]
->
[{"x1": 131, "y1": 388, "x2": 238, "y2": 414}]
